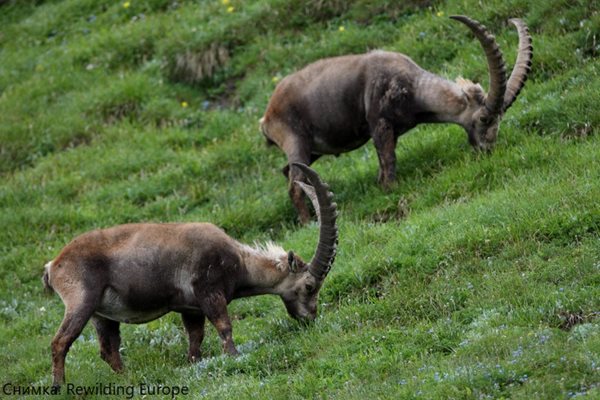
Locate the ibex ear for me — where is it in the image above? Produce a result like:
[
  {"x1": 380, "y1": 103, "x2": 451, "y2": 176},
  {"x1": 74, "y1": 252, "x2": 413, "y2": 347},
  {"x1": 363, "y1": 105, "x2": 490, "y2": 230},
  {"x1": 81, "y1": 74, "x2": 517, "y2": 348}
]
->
[{"x1": 288, "y1": 251, "x2": 298, "y2": 272}]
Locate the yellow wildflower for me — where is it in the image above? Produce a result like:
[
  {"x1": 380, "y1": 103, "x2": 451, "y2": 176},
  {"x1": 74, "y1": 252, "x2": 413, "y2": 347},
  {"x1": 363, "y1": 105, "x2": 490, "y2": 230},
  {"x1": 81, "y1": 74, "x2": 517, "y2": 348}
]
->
[
  {"x1": 272, "y1": 76, "x2": 280, "y2": 83},
  {"x1": 227, "y1": 6, "x2": 234, "y2": 12},
  {"x1": 181, "y1": 101, "x2": 189, "y2": 108},
  {"x1": 221, "y1": 0, "x2": 230, "y2": 5},
  {"x1": 123, "y1": 1, "x2": 130, "y2": 8},
  {"x1": 338, "y1": 26, "x2": 345, "y2": 32},
  {"x1": 436, "y1": 11, "x2": 444, "y2": 17}
]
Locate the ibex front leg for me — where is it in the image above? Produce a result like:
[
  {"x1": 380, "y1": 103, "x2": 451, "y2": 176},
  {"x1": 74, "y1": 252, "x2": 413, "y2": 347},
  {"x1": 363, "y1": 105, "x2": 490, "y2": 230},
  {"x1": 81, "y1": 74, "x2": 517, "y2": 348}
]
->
[
  {"x1": 370, "y1": 118, "x2": 398, "y2": 188},
  {"x1": 201, "y1": 294, "x2": 239, "y2": 356}
]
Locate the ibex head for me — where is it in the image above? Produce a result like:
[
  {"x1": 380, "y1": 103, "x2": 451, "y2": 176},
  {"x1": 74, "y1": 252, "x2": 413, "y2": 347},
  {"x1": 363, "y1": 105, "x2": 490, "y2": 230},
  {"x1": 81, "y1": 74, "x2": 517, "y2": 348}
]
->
[
  {"x1": 451, "y1": 16, "x2": 533, "y2": 151},
  {"x1": 277, "y1": 163, "x2": 338, "y2": 321}
]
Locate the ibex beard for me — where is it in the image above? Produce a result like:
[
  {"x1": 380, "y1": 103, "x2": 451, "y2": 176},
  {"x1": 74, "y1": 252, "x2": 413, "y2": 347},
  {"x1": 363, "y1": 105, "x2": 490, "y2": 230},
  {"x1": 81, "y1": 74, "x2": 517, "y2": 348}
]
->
[{"x1": 43, "y1": 163, "x2": 337, "y2": 387}]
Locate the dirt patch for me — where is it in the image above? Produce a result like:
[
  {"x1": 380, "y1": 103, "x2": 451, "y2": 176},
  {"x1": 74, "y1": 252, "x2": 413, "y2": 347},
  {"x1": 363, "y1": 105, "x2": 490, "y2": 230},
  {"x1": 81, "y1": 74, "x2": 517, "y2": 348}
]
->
[
  {"x1": 171, "y1": 43, "x2": 230, "y2": 85},
  {"x1": 558, "y1": 310, "x2": 600, "y2": 331}
]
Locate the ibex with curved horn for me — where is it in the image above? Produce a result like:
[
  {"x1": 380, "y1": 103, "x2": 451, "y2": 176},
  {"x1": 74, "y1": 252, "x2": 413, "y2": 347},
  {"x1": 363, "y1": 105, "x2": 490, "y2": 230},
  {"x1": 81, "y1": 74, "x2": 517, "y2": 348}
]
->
[
  {"x1": 261, "y1": 16, "x2": 533, "y2": 223},
  {"x1": 42, "y1": 164, "x2": 337, "y2": 386}
]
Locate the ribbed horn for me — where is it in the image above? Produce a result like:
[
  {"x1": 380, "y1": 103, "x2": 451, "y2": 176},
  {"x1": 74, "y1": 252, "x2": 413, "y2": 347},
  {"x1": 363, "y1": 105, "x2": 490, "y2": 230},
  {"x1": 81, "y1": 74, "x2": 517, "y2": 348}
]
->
[
  {"x1": 503, "y1": 18, "x2": 533, "y2": 112},
  {"x1": 450, "y1": 15, "x2": 507, "y2": 118},
  {"x1": 291, "y1": 163, "x2": 338, "y2": 281}
]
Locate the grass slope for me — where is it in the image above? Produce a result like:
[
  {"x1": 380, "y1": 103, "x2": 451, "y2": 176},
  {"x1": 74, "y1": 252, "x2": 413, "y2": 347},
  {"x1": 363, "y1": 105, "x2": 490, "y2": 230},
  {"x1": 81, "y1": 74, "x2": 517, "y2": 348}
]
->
[{"x1": 1, "y1": 0, "x2": 599, "y2": 398}]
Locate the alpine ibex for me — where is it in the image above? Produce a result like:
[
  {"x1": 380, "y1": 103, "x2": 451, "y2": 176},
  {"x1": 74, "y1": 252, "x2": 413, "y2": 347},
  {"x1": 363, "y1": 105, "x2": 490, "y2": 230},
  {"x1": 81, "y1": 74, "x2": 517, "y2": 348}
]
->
[
  {"x1": 42, "y1": 164, "x2": 337, "y2": 386},
  {"x1": 260, "y1": 16, "x2": 533, "y2": 223}
]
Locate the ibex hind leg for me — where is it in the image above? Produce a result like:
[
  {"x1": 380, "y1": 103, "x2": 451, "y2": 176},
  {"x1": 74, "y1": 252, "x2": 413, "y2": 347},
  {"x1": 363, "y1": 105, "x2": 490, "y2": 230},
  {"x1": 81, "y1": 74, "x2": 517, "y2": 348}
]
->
[
  {"x1": 51, "y1": 293, "x2": 100, "y2": 386},
  {"x1": 91, "y1": 315, "x2": 123, "y2": 372},
  {"x1": 264, "y1": 119, "x2": 315, "y2": 223},
  {"x1": 282, "y1": 137, "x2": 314, "y2": 224},
  {"x1": 181, "y1": 312, "x2": 206, "y2": 363},
  {"x1": 282, "y1": 153, "x2": 321, "y2": 178}
]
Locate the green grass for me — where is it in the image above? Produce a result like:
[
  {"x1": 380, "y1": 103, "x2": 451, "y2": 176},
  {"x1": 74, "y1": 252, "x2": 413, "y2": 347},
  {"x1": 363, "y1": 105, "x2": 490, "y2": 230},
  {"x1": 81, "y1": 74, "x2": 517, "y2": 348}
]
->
[{"x1": 1, "y1": 0, "x2": 599, "y2": 398}]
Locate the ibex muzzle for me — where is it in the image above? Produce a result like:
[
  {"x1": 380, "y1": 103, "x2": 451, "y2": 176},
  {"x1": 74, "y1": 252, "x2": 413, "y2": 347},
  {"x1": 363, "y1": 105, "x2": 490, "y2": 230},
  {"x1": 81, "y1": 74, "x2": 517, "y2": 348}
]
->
[
  {"x1": 43, "y1": 163, "x2": 337, "y2": 386},
  {"x1": 261, "y1": 16, "x2": 533, "y2": 223}
]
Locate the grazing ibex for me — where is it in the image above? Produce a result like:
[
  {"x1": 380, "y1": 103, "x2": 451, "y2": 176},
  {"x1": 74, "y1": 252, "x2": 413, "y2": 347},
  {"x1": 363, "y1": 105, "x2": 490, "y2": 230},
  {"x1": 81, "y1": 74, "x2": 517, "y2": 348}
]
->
[
  {"x1": 42, "y1": 164, "x2": 337, "y2": 386},
  {"x1": 260, "y1": 16, "x2": 533, "y2": 223}
]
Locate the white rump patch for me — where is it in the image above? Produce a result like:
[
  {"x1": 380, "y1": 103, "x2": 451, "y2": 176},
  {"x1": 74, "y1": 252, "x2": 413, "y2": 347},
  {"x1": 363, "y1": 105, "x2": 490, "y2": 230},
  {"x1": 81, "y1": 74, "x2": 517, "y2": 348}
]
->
[{"x1": 44, "y1": 260, "x2": 53, "y2": 273}]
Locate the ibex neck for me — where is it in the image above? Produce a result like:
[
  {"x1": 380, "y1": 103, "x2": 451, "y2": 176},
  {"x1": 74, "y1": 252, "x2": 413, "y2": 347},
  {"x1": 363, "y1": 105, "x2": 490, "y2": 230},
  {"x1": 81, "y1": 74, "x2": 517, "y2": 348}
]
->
[
  {"x1": 233, "y1": 243, "x2": 289, "y2": 298},
  {"x1": 414, "y1": 72, "x2": 467, "y2": 125}
]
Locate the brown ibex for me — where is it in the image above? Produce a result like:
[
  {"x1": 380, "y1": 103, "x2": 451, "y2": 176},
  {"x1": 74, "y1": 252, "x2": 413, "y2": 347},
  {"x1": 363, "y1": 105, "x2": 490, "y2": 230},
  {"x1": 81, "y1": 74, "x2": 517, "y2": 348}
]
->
[
  {"x1": 260, "y1": 16, "x2": 533, "y2": 223},
  {"x1": 42, "y1": 164, "x2": 337, "y2": 386}
]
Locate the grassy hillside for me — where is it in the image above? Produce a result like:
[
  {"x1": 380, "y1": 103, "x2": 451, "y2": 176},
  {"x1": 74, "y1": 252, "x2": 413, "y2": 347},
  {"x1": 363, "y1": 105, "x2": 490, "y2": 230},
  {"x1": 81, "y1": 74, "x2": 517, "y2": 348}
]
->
[{"x1": 1, "y1": 0, "x2": 599, "y2": 398}]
